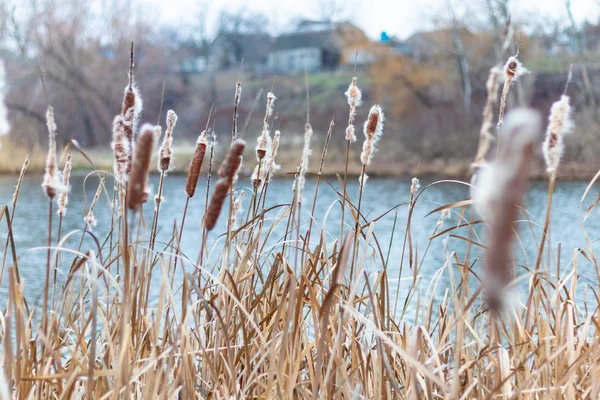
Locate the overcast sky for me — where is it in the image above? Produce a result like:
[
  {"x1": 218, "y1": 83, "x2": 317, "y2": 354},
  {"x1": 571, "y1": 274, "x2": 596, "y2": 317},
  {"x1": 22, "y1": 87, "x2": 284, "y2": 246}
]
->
[{"x1": 142, "y1": 0, "x2": 600, "y2": 39}]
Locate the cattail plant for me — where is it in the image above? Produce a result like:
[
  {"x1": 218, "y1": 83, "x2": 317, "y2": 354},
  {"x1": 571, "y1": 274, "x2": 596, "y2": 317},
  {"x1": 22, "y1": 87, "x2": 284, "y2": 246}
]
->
[
  {"x1": 158, "y1": 110, "x2": 177, "y2": 172},
  {"x1": 293, "y1": 123, "x2": 313, "y2": 203},
  {"x1": 127, "y1": 124, "x2": 159, "y2": 212},
  {"x1": 84, "y1": 178, "x2": 105, "y2": 231},
  {"x1": 473, "y1": 108, "x2": 541, "y2": 309},
  {"x1": 205, "y1": 140, "x2": 245, "y2": 231},
  {"x1": 345, "y1": 77, "x2": 362, "y2": 143},
  {"x1": 41, "y1": 105, "x2": 59, "y2": 343},
  {"x1": 265, "y1": 130, "x2": 281, "y2": 181},
  {"x1": 472, "y1": 67, "x2": 501, "y2": 172},
  {"x1": 57, "y1": 152, "x2": 72, "y2": 217},
  {"x1": 112, "y1": 110, "x2": 132, "y2": 184},
  {"x1": 340, "y1": 76, "x2": 362, "y2": 242},
  {"x1": 497, "y1": 56, "x2": 528, "y2": 130},
  {"x1": 185, "y1": 130, "x2": 208, "y2": 198},
  {"x1": 256, "y1": 92, "x2": 275, "y2": 161},
  {"x1": 232, "y1": 80, "x2": 242, "y2": 141},
  {"x1": 121, "y1": 43, "x2": 143, "y2": 173},
  {"x1": 352, "y1": 105, "x2": 384, "y2": 277},
  {"x1": 534, "y1": 93, "x2": 574, "y2": 276},
  {"x1": 42, "y1": 106, "x2": 59, "y2": 199},
  {"x1": 360, "y1": 105, "x2": 384, "y2": 166},
  {"x1": 150, "y1": 110, "x2": 177, "y2": 250},
  {"x1": 542, "y1": 95, "x2": 572, "y2": 175}
]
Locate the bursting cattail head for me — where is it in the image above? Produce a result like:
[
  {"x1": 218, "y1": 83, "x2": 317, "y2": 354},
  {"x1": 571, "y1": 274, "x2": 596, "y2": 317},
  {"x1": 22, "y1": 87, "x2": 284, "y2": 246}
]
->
[
  {"x1": 473, "y1": 108, "x2": 541, "y2": 310},
  {"x1": 345, "y1": 77, "x2": 362, "y2": 108},
  {"x1": 358, "y1": 173, "x2": 368, "y2": 190},
  {"x1": 185, "y1": 130, "x2": 208, "y2": 198},
  {"x1": 57, "y1": 152, "x2": 72, "y2": 216},
  {"x1": 112, "y1": 110, "x2": 132, "y2": 183},
  {"x1": 542, "y1": 95, "x2": 572, "y2": 175},
  {"x1": 360, "y1": 105, "x2": 384, "y2": 165},
  {"x1": 256, "y1": 132, "x2": 271, "y2": 161},
  {"x1": 257, "y1": 92, "x2": 276, "y2": 160},
  {"x1": 159, "y1": 110, "x2": 177, "y2": 171},
  {"x1": 503, "y1": 56, "x2": 528, "y2": 81},
  {"x1": 42, "y1": 106, "x2": 59, "y2": 199},
  {"x1": 344, "y1": 77, "x2": 362, "y2": 142},
  {"x1": 251, "y1": 164, "x2": 265, "y2": 190},
  {"x1": 206, "y1": 139, "x2": 246, "y2": 231},
  {"x1": 127, "y1": 124, "x2": 160, "y2": 211},
  {"x1": 411, "y1": 177, "x2": 420, "y2": 196},
  {"x1": 266, "y1": 130, "x2": 281, "y2": 181},
  {"x1": 293, "y1": 123, "x2": 313, "y2": 202}
]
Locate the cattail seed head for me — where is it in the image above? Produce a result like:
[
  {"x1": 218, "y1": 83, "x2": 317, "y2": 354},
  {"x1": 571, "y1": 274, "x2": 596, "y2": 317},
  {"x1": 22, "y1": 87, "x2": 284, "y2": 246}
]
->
[
  {"x1": 159, "y1": 110, "x2": 177, "y2": 171},
  {"x1": 206, "y1": 140, "x2": 246, "y2": 231},
  {"x1": 57, "y1": 152, "x2": 72, "y2": 216},
  {"x1": 358, "y1": 173, "x2": 368, "y2": 190},
  {"x1": 345, "y1": 77, "x2": 361, "y2": 142},
  {"x1": 542, "y1": 95, "x2": 572, "y2": 175},
  {"x1": 266, "y1": 130, "x2": 281, "y2": 181},
  {"x1": 256, "y1": 92, "x2": 276, "y2": 161},
  {"x1": 127, "y1": 124, "x2": 160, "y2": 212},
  {"x1": 112, "y1": 110, "x2": 132, "y2": 183},
  {"x1": 185, "y1": 130, "x2": 208, "y2": 198},
  {"x1": 42, "y1": 106, "x2": 59, "y2": 199},
  {"x1": 360, "y1": 105, "x2": 384, "y2": 165},
  {"x1": 472, "y1": 67, "x2": 501, "y2": 173},
  {"x1": 473, "y1": 108, "x2": 541, "y2": 310},
  {"x1": 293, "y1": 124, "x2": 313, "y2": 202},
  {"x1": 411, "y1": 177, "x2": 420, "y2": 196},
  {"x1": 504, "y1": 56, "x2": 528, "y2": 80}
]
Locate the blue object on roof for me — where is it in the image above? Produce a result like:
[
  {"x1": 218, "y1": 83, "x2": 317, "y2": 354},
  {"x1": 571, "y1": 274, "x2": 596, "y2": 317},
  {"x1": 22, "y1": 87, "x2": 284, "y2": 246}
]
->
[{"x1": 381, "y1": 32, "x2": 390, "y2": 42}]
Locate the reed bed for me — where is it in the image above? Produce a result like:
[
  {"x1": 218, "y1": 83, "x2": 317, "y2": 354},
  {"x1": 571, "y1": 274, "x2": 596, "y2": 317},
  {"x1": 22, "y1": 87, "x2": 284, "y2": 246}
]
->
[{"x1": 1, "y1": 45, "x2": 600, "y2": 400}]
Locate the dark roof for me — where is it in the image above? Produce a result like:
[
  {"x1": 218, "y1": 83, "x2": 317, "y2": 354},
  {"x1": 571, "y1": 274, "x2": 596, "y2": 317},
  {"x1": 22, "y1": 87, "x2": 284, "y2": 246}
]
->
[
  {"x1": 273, "y1": 30, "x2": 334, "y2": 51},
  {"x1": 212, "y1": 33, "x2": 273, "y2": 64}
]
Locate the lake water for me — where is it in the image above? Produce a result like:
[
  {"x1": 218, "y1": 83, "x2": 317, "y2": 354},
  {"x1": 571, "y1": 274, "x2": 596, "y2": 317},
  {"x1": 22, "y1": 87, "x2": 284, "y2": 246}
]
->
[{"x1": 0, "y1": 173, "x2": 598, "y2": 314}]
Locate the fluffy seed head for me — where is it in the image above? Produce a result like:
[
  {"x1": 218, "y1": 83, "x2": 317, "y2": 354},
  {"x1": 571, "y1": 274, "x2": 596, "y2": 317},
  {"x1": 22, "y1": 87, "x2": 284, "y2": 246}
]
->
[
  {"x1": 345, "y1": 77, "x2": 362, "y2": 108},
  {"x1": 542, "y1": 95, "x2": 573, "y2": 175},
  {"x1": 128, "y1": 124, "x2": 160, "y2": 211},
  {"x1": 112, "y1": 110, "x2": 132, "y2": 183},
  {"x1": 358, "y1": 173, "x2": 369, "y2": 190},
  {"x1": 266, "y1": 130, "x2": 281, "y2": 181},
  {"x1": 361, "y1": 105, "x2": 384, "y2": 165},
  {"x1": 473, "y1": 108, "x2": 542, "y2": 310},
  {"x1": 293, "y1": 123, "x2": 313, "y2": 202},
  {"x1": 42, "y1": 106, "x2": 59, "y2": 199},
  {"x1": 411, "y1": 177, "x2": 420, "y2": 196},
  {"x1": 185, "y1": 130, "x2": 208, "y2": 198},
  {"x1": 503, "y1": 56, "x2": 528, "y2": 80},
  {"x1": 57, "y1": 152, "x2": 72, "y2": 216},
  {"x1": 159, "y1": 110, "x2": 177, "y2": 171},
  {"x1": 230, "y1": 190, "x2": 246, "y2": 229}
]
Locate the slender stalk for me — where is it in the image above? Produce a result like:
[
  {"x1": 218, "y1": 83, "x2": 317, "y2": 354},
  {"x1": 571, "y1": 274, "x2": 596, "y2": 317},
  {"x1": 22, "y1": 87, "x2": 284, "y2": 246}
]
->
[
  {"x1": 349, "y1": 164, "x2": 366, "y2": 280},
  {"x1": 150, "y1": 170, "x2": 166, "y2": 252},
  {"x1": 42, "y1": 199, "x2": 53, "y2": 355},
  {"x1": 339, "y1": 141, "x2": 351, "y2": 245}
]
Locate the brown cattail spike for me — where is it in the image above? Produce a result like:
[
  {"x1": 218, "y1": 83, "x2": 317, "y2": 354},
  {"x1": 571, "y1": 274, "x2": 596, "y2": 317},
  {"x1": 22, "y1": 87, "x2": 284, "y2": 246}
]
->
[
  {"x1": 205, "y1": 140, "x2": 246, "y2": 231},
  {"x1": 185, "y1": 130, "x2": 208, "y2": 198},
  {"x1": 127, "y1": 124, "x2": 160, "y2": 212},
  {"x1": 42, "y1": 106, "x2": 59, "y2": 199},
  {"x1": 159, "y1": 110, "x2": 177, "y2": 171},
  {"x1": 360, "y1": 105, "x2": 384, "y2": 166}
]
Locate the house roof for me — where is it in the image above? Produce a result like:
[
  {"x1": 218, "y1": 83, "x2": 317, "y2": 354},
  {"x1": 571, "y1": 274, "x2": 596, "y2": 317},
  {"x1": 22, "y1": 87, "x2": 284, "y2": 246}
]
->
[
  {"x1": 212, "y1": 32, "x2": 273, "y2": 64},
  {"x1": 273, "y1": 30, "x2": 334, "y2": 51}
]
